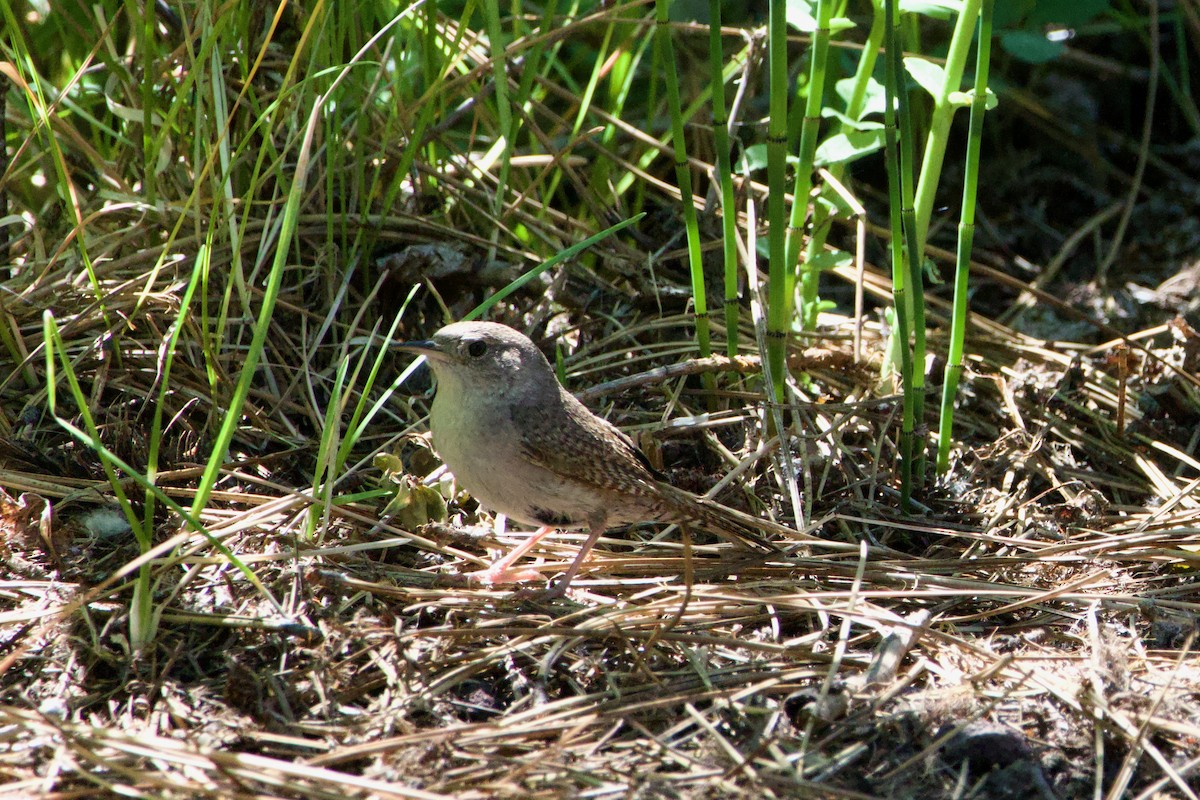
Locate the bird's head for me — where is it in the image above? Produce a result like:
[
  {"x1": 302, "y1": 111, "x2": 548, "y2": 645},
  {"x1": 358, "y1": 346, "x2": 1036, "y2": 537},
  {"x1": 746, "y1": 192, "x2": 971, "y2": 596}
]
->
[{"x1": 395, "y1": 321, "x2": 556, "y2": 397}]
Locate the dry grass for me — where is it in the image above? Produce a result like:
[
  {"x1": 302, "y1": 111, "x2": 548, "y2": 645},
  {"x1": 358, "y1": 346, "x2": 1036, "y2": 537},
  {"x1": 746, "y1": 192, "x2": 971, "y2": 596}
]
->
[
  {"x1": 2, "y1": 3, "x2": 1200, "y2": 799},
  {"x1": 4, "y1": 278, "x2": 1200, "y2": 798}
]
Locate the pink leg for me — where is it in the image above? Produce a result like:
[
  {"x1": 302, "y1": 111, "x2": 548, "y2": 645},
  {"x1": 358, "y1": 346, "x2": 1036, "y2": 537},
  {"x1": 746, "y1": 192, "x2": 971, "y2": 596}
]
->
[
  {"x1": 541, "y1": 522, "x2": 605, "y2": 598},
  {"x1": 466, "y1": 525, "x2": 555, "y2": 586}
]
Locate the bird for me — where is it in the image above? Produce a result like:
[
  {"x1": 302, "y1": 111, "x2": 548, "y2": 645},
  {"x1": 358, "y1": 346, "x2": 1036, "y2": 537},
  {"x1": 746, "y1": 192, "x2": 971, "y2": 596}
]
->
[{"x1": 395, "y1": 321, "x2": 778, "y2": 595}]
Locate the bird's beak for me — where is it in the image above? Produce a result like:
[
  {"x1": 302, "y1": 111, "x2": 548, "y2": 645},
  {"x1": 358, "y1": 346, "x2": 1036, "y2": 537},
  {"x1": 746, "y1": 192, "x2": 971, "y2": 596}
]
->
[{"x1": 393, "y1": 338, "x2": 448, "y2": 363}]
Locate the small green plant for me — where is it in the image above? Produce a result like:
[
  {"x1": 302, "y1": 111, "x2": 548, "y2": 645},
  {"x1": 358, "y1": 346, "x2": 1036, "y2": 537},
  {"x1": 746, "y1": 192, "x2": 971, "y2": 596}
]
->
[{"x1": 938, "y1": 0, "x2": 996, "y2": 474}]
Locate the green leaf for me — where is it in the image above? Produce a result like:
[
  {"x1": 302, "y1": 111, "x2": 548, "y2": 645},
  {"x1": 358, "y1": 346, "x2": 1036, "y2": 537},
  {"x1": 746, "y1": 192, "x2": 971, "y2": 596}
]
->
[
  {"x1": 998, "y1": 30, "x2": 1064, "y2": 64},
  {"x1": 383, "y1": 474, "x2": 448, "y2": 526},
  {"x1": 904, "y1": 57, "x2": 948, "y2": 99},
  {"x1": 836, "y1": 76, "x2": 887, "y2": 120},
  {"x1": 785, "y1": 0, "x2": 856, "y2": 33},
  {"x1": 949, "y1": 87, "x2": 999, "y2": 110},
  {"x1": 814, "y1": 130, "x2": 887, "y2": 167},
  {"x1": 373, "y1": 453, "x2": 405, "y2": 474},
  {"x1": 809, "y1": 249, "x2": 854, "y2": 271},
  {"x1": 899, "y1": 0, "x2": 962, "y2": 19},
  {"x1": 736, "y1": 143, "x2": 770, "y2": 173},
  {"x1": 821, "y1": 106, "x2": 885, "y2": 131},
  {"x1": 814, "y1": 191, "x2": 844, "y2": 217},
  {"x1": 922, "y1": 257, "x2": 942, "y2": 286}
]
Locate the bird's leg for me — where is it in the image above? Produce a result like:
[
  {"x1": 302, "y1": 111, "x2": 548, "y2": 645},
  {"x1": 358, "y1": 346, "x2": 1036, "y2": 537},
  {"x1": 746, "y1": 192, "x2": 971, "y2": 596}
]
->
[
  {"x1": 542, "y1": 512, "x2": 608, "y2": 598},
  {"x1": 466, "y1": 525, "x2": 554, "y2": 586}
]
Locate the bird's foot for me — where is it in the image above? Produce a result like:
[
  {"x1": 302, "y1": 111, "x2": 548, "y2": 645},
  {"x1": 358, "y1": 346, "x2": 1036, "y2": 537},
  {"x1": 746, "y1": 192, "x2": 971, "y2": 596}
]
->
[
  {"x1": 463, "y1": 525, "x2": 555, "y2": 588},
  {"x1": 464, "y1": 564, "x2": 545, "y2": 587}
]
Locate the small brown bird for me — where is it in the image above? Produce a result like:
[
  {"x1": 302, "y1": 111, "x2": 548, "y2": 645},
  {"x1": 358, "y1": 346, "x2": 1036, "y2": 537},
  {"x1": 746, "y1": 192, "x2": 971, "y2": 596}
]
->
[{"x1": 396, "y1": 321, "x2": 776, "y2": 594}]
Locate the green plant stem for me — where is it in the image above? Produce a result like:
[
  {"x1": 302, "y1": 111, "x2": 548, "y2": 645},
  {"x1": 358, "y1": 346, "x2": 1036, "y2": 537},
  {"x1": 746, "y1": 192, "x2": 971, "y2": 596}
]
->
[
  {"x1": 895, "y1": 22, "x2": 926, "y2": 483},
  {"x1": 765, "y1": 0, "x2": 791, "y2": 401},
  {"x1": 912, "y1": 0, "x2": 982, "y2": 253},
  {"x1": 883, "y1": 0, "x2": 915, "y2": 509},
  {"x1": 708, "y1": 0, "x2": 741, "y2": 358},
  {"x1": 791, "y1": 0, "x2": 833, "y2": 331},
  {"x1": 802, "y1": 0, "x2": 886, "y2": 313},
  {"x1": 656, "y1": 2, "x2": 711, "y2": 363},
  {"x1": 938, "y1": 0, "x2": 993, "y2": 474},
  {"x1": 906, "y1": 1, "x2": 981, "y2": 478}
]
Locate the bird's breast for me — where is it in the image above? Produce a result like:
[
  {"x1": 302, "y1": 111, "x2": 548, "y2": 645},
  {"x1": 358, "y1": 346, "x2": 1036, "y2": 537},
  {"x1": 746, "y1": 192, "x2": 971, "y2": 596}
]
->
[{"x1": 429, "y1": 394, "x2": 604, "y2": 528}]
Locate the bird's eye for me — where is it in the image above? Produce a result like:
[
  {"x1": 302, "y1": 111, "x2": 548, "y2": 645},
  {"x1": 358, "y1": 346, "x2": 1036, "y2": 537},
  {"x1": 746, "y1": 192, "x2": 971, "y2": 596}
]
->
[{"x1": 466, "y1": 340, "x2": 487, "y2": 358}]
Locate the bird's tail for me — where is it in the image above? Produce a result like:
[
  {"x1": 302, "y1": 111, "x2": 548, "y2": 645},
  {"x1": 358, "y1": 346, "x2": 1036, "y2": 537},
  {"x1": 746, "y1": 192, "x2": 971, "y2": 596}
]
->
[{"x1": 653, "y1": 482, "x2": 788, "y2": 552}]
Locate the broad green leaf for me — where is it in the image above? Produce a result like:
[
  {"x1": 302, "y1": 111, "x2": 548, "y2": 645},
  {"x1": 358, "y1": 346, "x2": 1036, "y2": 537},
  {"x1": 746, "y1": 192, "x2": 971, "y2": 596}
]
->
[
  {"x1": 904, "y1": 57, "x2": 948, "y2": 99},
  {"x1": 785, "y1": 0, "x2": 856, "y2": 33},
  {"x1": 835, "y1": 75, "x2": 887, "y2": 120},
  {"x1": 821, "y1": 106, "x2": 886, "y2": 131},
  {"x1": 899, "y1": 0, "x2": 962, "y2": 19},
  {"x1": 815, "y1": 130, "x2": 887, "y2": 167},
  {"x1": 809, "y1": 249, "x2": 854, "y2": 271},
  {"x1": 999, "y1": 30, "x2": 1064, "y2": 63},
  {"x1": 736, "y1": 143, "x2": 769, "y2": 173}
]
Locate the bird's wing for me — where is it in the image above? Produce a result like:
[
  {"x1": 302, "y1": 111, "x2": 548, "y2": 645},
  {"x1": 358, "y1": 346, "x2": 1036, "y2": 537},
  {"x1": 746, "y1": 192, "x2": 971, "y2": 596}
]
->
[
  {"x1": 510, "y1": 394, "x2": 778, "y2": 552},
  {"x1": 509, "y1": 393, "x2": 663, "y2": 493}
]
